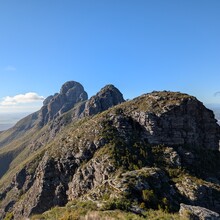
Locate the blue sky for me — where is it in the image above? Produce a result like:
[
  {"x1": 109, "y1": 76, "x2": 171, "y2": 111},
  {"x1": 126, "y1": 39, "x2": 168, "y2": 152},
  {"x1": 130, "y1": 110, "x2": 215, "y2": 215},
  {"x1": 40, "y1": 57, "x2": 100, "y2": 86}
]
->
[{"x1": 0, "y1": 0, "x2": 220, "y2": 113}]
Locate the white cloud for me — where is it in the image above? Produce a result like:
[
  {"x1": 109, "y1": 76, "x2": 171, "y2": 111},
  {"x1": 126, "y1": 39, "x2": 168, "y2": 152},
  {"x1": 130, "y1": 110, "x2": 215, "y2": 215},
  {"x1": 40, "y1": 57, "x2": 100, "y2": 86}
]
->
[
  {"x1": 4, "y1": 66, "x2": 16, "y2": 71},
  {"x1": 0, "y1": 92, "x2": 45, "y2": 106}
]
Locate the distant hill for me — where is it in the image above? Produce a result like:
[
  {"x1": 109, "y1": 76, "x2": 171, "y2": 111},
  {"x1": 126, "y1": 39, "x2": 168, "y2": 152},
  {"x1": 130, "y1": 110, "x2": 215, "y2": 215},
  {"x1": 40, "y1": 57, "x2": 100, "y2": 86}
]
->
[
  {"x1": 0, "y1": 82, "x2": 220, "y2": 220},
  {"x1": 0, "y1": 124, "x2": 13, "y2": 131},
  {"x1": 0, "y1": 112, "x2": 32, "y2": 131}
]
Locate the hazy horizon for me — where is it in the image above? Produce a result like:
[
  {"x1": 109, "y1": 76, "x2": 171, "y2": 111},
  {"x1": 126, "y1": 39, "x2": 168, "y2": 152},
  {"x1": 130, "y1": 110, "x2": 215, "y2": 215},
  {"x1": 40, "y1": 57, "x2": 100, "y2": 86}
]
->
[
  {"x1": 1, "y1": 104, "x2": 220, "y2": 132},
  {"x1": 0, "y1": 112, "x2": 32, "y2": 131}
]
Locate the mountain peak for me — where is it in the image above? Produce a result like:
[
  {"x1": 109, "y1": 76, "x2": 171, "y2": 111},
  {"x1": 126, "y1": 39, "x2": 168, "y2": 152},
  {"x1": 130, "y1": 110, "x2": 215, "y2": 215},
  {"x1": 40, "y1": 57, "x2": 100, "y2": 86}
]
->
[
  {"x1": 39, "y1": 81, "x2": 88, "y2": 125},
  {"x1": 100, "y1": 84, "x2": 118, "y2": 91},
  {"x1": 84, "y1": 84, "x2": 125, "y2": 116},
  {"x1": 1, "y1": 83, "x2": 220, "y2": 220},
  {"x1": 60, "y1": 81, "x2": 85, "y2": 95}
]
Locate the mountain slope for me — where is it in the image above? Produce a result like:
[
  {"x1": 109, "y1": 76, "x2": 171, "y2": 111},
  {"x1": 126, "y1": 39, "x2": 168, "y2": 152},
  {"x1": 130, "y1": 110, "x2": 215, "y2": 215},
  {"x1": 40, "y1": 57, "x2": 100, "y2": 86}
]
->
[
  {"x1": 0, "y1": 82, "x2": 124, "y2": 179},
  {"x1": 0, "y1": 85, "x2": 220, "y2": 219}
]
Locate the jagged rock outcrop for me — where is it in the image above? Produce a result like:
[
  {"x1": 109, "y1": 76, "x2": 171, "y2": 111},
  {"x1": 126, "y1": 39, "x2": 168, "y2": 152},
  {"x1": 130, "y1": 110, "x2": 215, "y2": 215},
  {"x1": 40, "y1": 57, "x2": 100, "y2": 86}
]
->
[
  {"x1": 43, "y1": 93, "x2": 59, "y2": 106},
  {"x1": 131, "y1": 92, "x2": 220, "y2": 151},
  {"x1": 179, "y1": 203, "x2": 220, "y2": 220},
  {"x1": 0, "y1": 81, "x2": 88, "y2": 148},
  {"x1": 68, "y1": 154, "x2": 115, "y2": 200},
  {"x1": 84, "y1": 84, "x2": 125, "y2": 116},
  {"x1": 11, "y1": 142, "x2": 103, "y2": 219},
  {"x1": 175, "y1": 176, "x2": 220, "y2": 212},
  {"x1": 13, "y1": 153, "x2": 77, "y2": 218},
  {"x1": 46, "y1": 84, "x2": 125, "y2": 139},
  {"x1": 0, "y1": 82, "x2": 125, "y2": 185},
  {"x1": 39, "y1": 81, "x2": 88, "y2": 125},
  {"x1": 1, "y1": 87, "x2": 220, "y2": 219}
]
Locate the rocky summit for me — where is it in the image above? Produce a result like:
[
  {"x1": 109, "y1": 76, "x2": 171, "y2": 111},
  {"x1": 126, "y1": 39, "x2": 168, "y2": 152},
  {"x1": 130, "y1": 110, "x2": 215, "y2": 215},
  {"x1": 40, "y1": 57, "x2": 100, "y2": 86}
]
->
[
  {"x1": 84, "y1": 84, "x2": 125, "y2": 116},
  {"x1": 0, "y1": 82, "x2": 220, "y2": 220},
  {"x1": 39, "y1": 81, "x2": 88, "y2": 125}
]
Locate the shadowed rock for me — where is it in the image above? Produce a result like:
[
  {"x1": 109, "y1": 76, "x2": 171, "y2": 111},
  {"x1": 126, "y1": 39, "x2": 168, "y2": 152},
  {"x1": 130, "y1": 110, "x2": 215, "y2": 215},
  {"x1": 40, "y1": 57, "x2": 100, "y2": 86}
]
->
[
  {"x1": 39, "y1": 81, "x2": 88, "y2": 125},
  {"x1": 84, "y1": 84, "x2": 125, "y2": 116},
  {"x1": 179, "y1": 203, "x2": 220, "y2": 220},
  {"x1": 1, "y1": 87, "x2": 220, "y2": 220}
]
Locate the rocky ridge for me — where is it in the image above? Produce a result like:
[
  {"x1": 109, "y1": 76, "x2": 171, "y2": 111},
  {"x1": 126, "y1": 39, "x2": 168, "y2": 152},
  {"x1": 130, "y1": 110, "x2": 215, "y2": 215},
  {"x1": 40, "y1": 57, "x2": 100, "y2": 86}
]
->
[
  {"x1": 84, "y1": 84, "x2": 124, "y2": 116},
  {"x1": 39, "y1": 81, "x2": 88, "y2": 125},
  {"x1": 0, "y1": 81, "x2": 124, "y2": 180},
  {"x1": 0, "y1": 83, "x2": 220, "y2": 219}
]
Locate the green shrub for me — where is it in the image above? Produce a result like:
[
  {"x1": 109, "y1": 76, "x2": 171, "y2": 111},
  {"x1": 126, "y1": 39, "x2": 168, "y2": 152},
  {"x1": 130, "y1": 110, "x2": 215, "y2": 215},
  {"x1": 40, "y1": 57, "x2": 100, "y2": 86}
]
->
[
  {"x1": 101, "y1": 118, "x2": 150, "y2": 171},
  {"x1": 102, "y1": 198, "x2": 131, "y2": 211},
  {"x1": 4, "y1": 212, "x2": 14, "y2": 220},
  {"x1": 142, "y1": 189, "x2": 158, "y2": 208}
]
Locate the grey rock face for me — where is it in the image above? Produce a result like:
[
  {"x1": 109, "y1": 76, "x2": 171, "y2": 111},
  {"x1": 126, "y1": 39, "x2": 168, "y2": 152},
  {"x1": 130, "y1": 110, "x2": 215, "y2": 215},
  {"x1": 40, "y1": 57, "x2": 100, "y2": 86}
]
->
[
  {"x1": 68, "y1": 154, "x2": 115, "y2": 200},
  {"x1": 43, "y1": 94, "x2": 58, "y2": 106},
  {"x1": 60, "y1": 81, "x2": 88, "y2": 103},
  {"x1": 131, "y1": 94, "x2": 220, "y2": 151},
  {"x1": 13, "y1": 153, "x2": 77, "y2": 219},
  {"x1": 1, "y1": 89, "x2": 220, "y2": 219},
  {"x1": 40, "y1": 83, "x2": 124, "y2": 126},
  {"x1": 112, "y1": 167, "x2": 170, "y2": 193},
  {"x1": 179, "y1": 203, "x2": 220, "y2": 220},
  {"x1": 164, "y1": 147, "x2": 181, "y2": 167},
  {"x1": 175, "y1": 176, "x2": 220, "y2": 212},
  {"x1": 44, "y1": 84, "x2": 125, "y2": 139},
  {"x1": 11, "y1": 138, "x2": 103, "y2": 218},
  {"x1": 39, "y1": 81, "x2": 88, "y2": 125},
  {"x1": 84, "y1": 84, "x2": 124, "y2": 116}
]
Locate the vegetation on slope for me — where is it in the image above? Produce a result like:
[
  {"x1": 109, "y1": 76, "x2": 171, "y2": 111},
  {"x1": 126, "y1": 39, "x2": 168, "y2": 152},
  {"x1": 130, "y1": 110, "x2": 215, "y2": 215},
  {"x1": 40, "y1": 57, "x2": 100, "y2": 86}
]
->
[
  {"x1": 0, "y1": 91, "x2": 220, "y2": 219},
  {"x1": 30, "y1": 200, "x2": 184, "y2": 220}
]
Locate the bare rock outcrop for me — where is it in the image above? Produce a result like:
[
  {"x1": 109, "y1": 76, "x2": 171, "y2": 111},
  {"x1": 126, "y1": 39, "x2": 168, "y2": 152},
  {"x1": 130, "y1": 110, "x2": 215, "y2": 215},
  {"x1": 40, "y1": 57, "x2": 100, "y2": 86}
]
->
[
  {"x1": 131, "y1": 92, "x2": 220, "y2": 151},
  {"x1": 175, "y1": 176, "x2": 220, "y2": 212},
  {"x1": 1, "y1": 88, "x2": 220, "y2": 219},
  {"x1": 12, "y1": 153, "x2": 77, "y2": 219},
  {"x1": 39, "y1": 81, "x2": 88, "y2": 125},
  {"x1": 179, "y1": 203, "x2": 220, "y2": 220},
  {"x1": 68, "y1": 154, "x2": 115, "y2": 200},
  {"x1": 84, "y1": 84, "x2": 124, "y2": 116}
]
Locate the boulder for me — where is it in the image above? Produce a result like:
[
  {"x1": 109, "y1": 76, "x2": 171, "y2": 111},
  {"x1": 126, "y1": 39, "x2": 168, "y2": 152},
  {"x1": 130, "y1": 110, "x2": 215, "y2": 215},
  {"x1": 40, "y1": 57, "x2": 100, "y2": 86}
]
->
[{"x1": 179, "y1": 203, "x2": 220, "y2": 220}]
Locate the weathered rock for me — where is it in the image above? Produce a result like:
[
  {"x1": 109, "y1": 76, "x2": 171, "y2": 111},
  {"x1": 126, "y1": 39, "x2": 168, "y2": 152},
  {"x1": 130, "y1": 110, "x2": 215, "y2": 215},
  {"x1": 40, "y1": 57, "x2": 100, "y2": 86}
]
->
[
  {"x1": 13, "y1": 153, "x2": 77, "y2": 219},
  {"x1": 39, "y1": 81, "x2": 88, "y2": 125},
  {"x1": 179, "y1": 203, "x2": 220, "y2": 220},
  {"x1": 178, "y1": 146, "x2": 195, "y2": 165},
  {"x1": 112, "y1": 167, "x2": 169, "y2": 192},
  {"x1": 84, "y1": 84, "x2": 124, "y2": 116},
  {"x1": 1, "y1": 89, "x2": 220, "y2": 219},
  {"x1": 175, "y1": 176, "x2": 220, "y2": 212},
  {"x1": 131, "y1": 92, "x2": 220, "y2": 151},
  {"x1": 164, "y1": 147, "x2": 181, "y2": 167},
  {"x1": 43, "y1": 94, "x2": 57, "y2": 106},
  {"x1": 68, "y1": 154, "x2": 115, "y2": 200}
]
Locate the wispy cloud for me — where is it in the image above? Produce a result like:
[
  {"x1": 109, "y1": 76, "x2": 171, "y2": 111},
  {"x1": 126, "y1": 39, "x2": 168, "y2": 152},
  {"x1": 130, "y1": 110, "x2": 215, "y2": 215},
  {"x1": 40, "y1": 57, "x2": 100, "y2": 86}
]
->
[
  {"x1": 214, "y1": 91, "x2": 220, "y2": 97},
  {"x1": 4, "y1": 65, "x2": 16, "y2": 71},
  {"x1": 0, "y1": 92, "x2": 45, "y2": 106}
]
